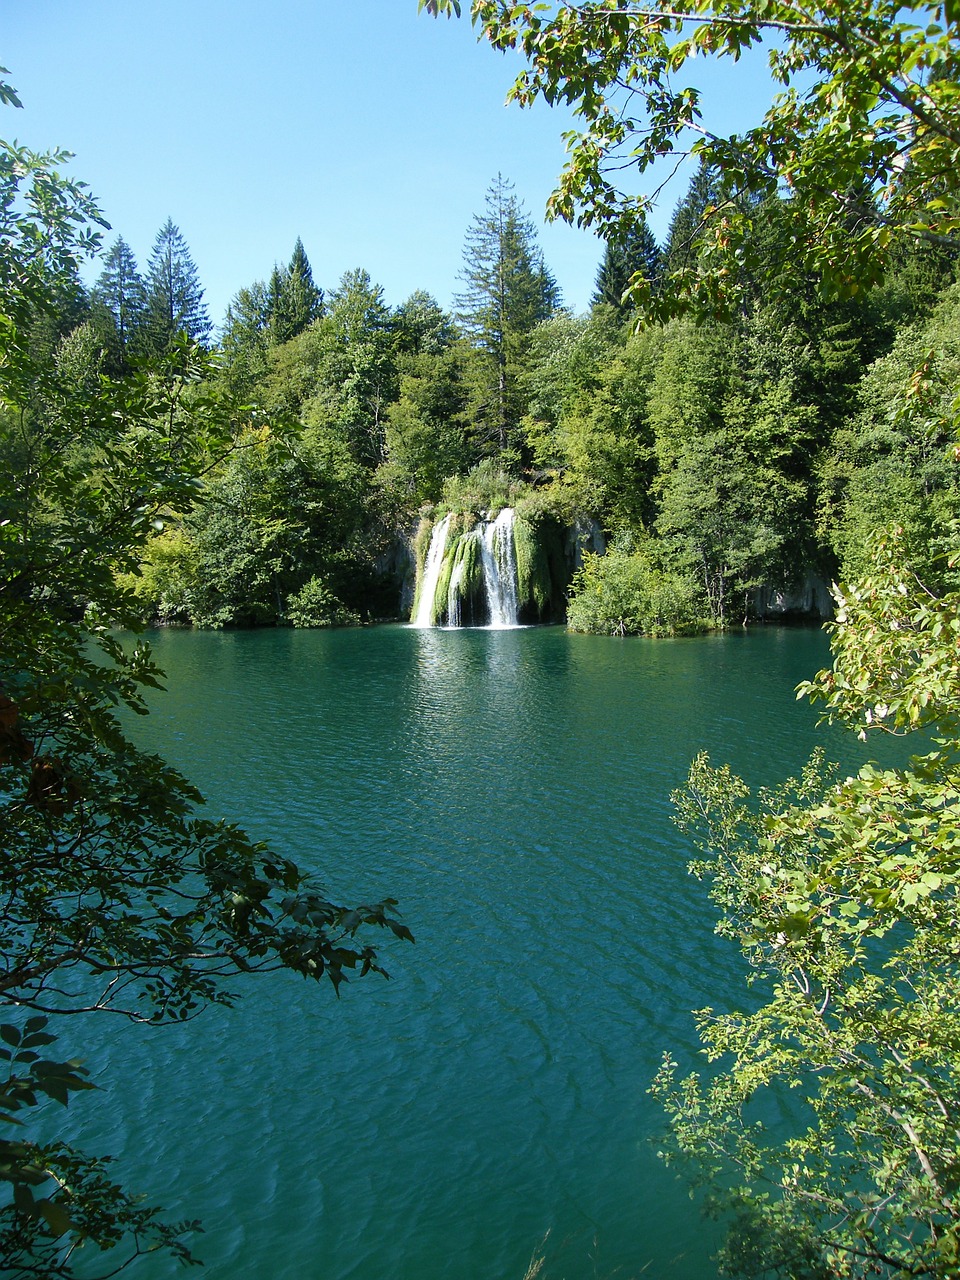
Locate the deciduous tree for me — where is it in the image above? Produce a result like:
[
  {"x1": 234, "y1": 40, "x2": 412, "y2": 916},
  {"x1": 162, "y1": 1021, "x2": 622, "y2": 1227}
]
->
[
  {"x1": 422, "y1": 2, "x2": 960, "y2": 319},
  {"x1": 659, "y1": 531, "x2": 960, "y2": 1277}
]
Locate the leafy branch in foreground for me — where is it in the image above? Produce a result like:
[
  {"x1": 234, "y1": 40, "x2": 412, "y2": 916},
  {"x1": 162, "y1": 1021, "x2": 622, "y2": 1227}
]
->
[
  {"x1": 656, "y1": 530, "x2": 960, "y2": 1278},
  {"x1": 421, "y1": 2, "x2": 960, "y2": 319},
  {"x1": 0, "y1": 125, "x2": 413, "y2": 1276}
]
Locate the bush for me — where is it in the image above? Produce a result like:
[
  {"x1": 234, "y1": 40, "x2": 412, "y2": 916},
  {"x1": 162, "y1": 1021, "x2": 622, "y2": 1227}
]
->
[
  {"x1": 286, "y1": 576, "x2": 361, "y2": 628},
  {"x1": 440, "y1": 459, "x2": 522, "y2": 513},
  {"x1": 566, "y1": 548, "x2": 709, "y2": 636}
]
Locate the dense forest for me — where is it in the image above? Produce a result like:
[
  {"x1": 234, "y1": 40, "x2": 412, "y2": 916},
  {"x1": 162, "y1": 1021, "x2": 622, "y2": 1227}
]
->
[{"x1": 40, "y1": 167, "x2": 958, "y2": 638}]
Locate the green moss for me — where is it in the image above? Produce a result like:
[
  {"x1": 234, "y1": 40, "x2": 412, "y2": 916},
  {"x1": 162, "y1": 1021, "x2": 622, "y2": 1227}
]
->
[
  {"x1": 413, "y1": 515, "x2": 434, "y2": 575},
  {"x1": 435, "y1": 530, "x2": 485, "y2": 624},
  {"x1": 457, "y1": 531, "x2": 484, "y2": 602},
  {"x1": 513, "y1": 511, "x2": 568, "y2": 622},
  {"x1": 434, "y1": 539, "x2": 456, "y2": 623}
]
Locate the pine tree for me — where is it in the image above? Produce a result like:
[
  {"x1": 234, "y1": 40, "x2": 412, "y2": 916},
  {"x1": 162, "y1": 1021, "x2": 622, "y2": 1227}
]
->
[
  {"x1": 456, "y1": 174, "x2": 561, "y2": 455},
  {"x1": 268, "y1": 238, "x2": 323, "y2": 345},
  {"x1": 143, "y1": 218, "x2": 211, "y2": 355},
  {"x1": 661, "y1": 159, "x2": 724, "y2": 278},
  {"x1": 220, "y1": 280, "x2": 272, "y2": 399},
  {"x1": 592, "y1": 216, "x2": 661, "y2": 318},
  {"x1": 90, "y1": 236, "x2": 146, "y2": 370}
]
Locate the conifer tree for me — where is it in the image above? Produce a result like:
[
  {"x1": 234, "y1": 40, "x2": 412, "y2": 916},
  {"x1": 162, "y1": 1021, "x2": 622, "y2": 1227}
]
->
[
  {"x1": 592, "y1": 216, "x2": 662, "y2": 318},
  {"x1": 268, "y1": 238, "x2": 323, "y2": 345},
  {"x1": 456, "y1": 174, "x2": 560, "y2": 455},
  {"x1": 220, "y1": 280, "x2": 272, "y2": 399},
  {"x1": 143, "y1": 218, "x2": 211, "y2": 354},
  {"x1": 90, "y1": 236, "x2": 146, "y2": 370},
  {"x1": 661, "y1": 159, "x2": 724, "y2": 278}
]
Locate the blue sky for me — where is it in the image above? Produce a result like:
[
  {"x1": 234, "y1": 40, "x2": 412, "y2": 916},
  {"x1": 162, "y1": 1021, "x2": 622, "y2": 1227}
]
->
[{"x1": 4, "y1": 1, "x2": 778, "y2": 328}]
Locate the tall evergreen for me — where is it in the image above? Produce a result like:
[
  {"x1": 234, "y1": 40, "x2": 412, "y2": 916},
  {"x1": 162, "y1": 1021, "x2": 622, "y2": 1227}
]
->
[
  {"x1": 143, "y1": 218, "x2": 211, "y2": 354},
  {"x1": 456, "y1": 174, "x2": 561, "y2": 454},
  {"x1": 90, "y1": 236, "x2": 146, "y2": 370},
  {"x1": 220, "y1": 280, "x2": 272, "y2": 399},
  {"x1": 661, "y1": 159, "x2": 724, "y2": 278},
  {"x1": 268, "y1": 238, "x2": 323, "y2": 344},
  {"x1": 592, "y1": 216, "x2": 661, "y2": 318}
]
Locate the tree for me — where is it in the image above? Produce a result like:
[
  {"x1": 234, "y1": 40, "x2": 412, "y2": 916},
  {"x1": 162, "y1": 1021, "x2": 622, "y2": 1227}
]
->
[
  {"x1": 657, "y1": 531, "x2": 960, "y2": 1277},
  {"x1": 268, "y1": 237, "x2": 323, "y2": 344},
  {"x1": 89, "y1": 236, "x2": 146, "y2": 371},
  {"x1": 647, "y1": 318, "x2": 808, "y2": 621},
  {"x1": 301, "y1": 268, "x2": 399, "y2": 467},
  {"x1": 456, "y1": 174, "x2": 561, "y2": 455},
  {"x1": 0, "y1": 126, "x2": 410, "y2": 1274},
  {"x1": 143, "y1": 217, "x2": 211, "y2": 353},
  {"x1": 219, "y1": 278, "x2": 272, "y2": 399},
  {"x1": 383, "y1": 343, "x2": 477, "y2": 504},
  {"x1": 422, "y1": 2, "x2": 960, "y2": 319},
  {"x1": 825, "y1": 282, "x2": 960, "y2": 588},
  {"x1": 393, "y1": 289, "x2": 457, "y2": 356},
  {"x1": 183, "y1": 425, "x2": 368, "y2": 627},
  {"x1": 592, "y1": 213, "x2": 661, "y2": 318},
  {"x1": 659, "y1": 158, "x2": 724, "y2": 280}
]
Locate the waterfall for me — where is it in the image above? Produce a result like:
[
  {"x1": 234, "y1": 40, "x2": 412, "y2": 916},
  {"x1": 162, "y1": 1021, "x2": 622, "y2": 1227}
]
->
[
  {"x1": 446, "y1": 541, "x2": 473, "y2": 628},
  {"x1": 412, "y1": 508, "x2": 520, "y2": 629},
  {"x1": 479, "y1": 508, "x2": 520, "y2": 629},
  {"x1": 411, "y1": 513, "x2": 452, "y2": 628}
]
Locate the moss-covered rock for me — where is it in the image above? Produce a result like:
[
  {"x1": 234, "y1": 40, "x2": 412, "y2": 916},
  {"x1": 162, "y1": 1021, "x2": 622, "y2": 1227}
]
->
[
  {"x1": 513, "y1": 510, "x2": 569, "y2": 623},
  {"x1": 435, "y1": 529, "x2": 486, "y2": 625}
]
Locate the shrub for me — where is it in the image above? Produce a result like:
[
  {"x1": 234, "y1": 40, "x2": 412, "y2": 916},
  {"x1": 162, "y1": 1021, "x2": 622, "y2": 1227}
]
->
[
  {"x1": 566, "y1": 549, "x2": 709, "y2": 636},
  {"x1": 287, "y1": 576, "x2": 361, "y2": 628}
]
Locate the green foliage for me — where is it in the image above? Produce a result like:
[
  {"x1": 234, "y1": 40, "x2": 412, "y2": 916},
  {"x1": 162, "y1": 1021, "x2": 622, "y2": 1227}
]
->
[
  {"x1": 384, "y1": 343, "x2": 477, "y2": 506},
  {"x1": 184, "y1": 424, "x2": 369, "y2": 628},
  {"x1": 456, "y1": 174, "x2": 561, "y2": 453},
  {"x1": 592, "y1": 213, "x2": 661, "y2": 318},
  {"x1": 440, "y1": 458, "x2": 522, "y2": 513},
  {"x1": 142, "y1": 217, "x2": 210, "y2": 354},
  {"x1": 286, "y1": 574, "x2": 360, "y2": 628},
  {"x1": 826, "y1": 284, "x2": 960, "y2": 588},
  {"x1": 425, "y1": 2, "x2": 960, "y2": 321},
  {"x1": 120, "y1": 527, "x2": 199, "y2": 625},
  {"x1": 268, "y1": 237, "x2": 323, "y2": 345},
  {"x1": 298, "y1": 269, "x2": 398, "y2": 468},
  {"x1": 513, "y1": 496, "x2": 570, "y2": 621},
  {"x1": 567, "y1": 545, "x2": 707, "y2": 636},
  {"x1": 650, "y1": 319, "x2": 809, "y2": 622},
  {"x1": 657, "y1": 532, "x2": 960, "y2": 1277},
  {"x1": 89, "y1": 236, "x2": 146, "y2": 373}
]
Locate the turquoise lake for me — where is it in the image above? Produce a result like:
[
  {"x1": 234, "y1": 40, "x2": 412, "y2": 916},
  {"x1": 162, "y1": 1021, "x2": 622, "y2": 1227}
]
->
[{"x1": 63, "y1": 624, "x2": 888, "y2": 1280}]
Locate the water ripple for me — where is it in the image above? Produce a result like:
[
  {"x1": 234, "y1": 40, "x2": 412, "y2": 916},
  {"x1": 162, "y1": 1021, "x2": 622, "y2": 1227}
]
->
[{"x1": 67, "y1": 623, "x2": 885, "y2": 1280}]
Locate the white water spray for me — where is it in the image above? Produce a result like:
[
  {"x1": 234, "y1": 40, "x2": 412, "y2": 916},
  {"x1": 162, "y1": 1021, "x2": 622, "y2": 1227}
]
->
[
  {"x1": 411, "y1": 513, "x2": 452, "y2": 628},
  {"x1": 479, "y1": 508, "x2": 520, "y2": 629}
]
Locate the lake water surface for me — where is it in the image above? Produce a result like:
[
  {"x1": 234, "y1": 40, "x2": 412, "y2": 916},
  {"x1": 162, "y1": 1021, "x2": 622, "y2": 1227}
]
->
[{"x1": 67, "y1": 624, "x2": 887, "y2": 1280}]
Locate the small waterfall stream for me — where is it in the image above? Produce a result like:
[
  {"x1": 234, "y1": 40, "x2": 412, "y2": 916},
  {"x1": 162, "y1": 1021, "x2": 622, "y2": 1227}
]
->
[
  {"x1": 411, "y1": 513, "x2": 452, "y2": 628},
  {"x1": 479, "y1": 508, "x2": 519, "y2": 629},
  {"x1": 411, "y1": 508, "x2": 521, "y2": 629}
]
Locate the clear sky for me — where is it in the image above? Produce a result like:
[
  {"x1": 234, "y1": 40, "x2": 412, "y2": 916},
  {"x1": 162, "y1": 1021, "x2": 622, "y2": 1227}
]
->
[{"x1": 4, "y1": 0, "x2": 778, "y2": 329}]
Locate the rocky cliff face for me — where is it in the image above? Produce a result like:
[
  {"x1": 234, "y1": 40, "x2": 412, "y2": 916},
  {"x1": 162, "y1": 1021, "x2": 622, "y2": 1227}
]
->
[{"x1": 752, "y1": 574, "x2": 834, "y2": 620}]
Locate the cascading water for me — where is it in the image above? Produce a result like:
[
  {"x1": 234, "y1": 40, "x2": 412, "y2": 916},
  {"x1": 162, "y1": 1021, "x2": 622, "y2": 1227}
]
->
[
  {"x1": 479, "y1": 508, "x2": 520, "y2": 629},
  {"x1": 411, "y1": 513, "x2": 451, "y2": 628},
  {"x1": 412, "y1": 508, "x2": 520, "y2": 629}
]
